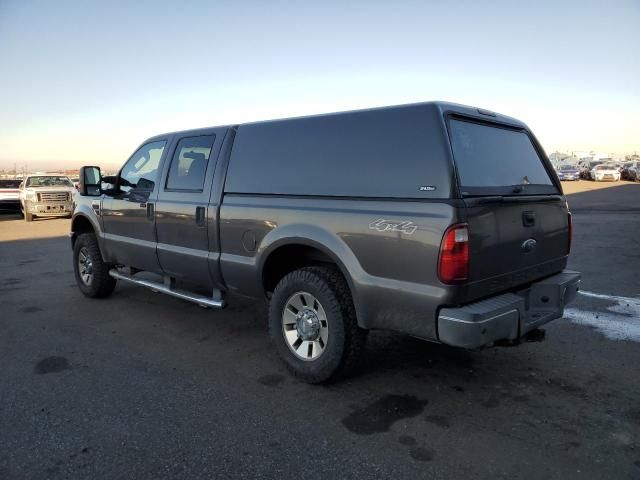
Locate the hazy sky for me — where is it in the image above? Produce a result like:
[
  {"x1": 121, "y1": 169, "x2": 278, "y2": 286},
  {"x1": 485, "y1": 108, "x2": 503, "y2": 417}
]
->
[{"x1": 0, "y1": 0, "x2": 638, "y2": 170}]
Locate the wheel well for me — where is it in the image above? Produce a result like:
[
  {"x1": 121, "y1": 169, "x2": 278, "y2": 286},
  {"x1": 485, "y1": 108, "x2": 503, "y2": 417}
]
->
[
  {"x1": 262, "y1": 244, "x2": 340, "y2": 295},
  {"x1": 71, "y1": 216, "x2": 95, "y2": 246}
]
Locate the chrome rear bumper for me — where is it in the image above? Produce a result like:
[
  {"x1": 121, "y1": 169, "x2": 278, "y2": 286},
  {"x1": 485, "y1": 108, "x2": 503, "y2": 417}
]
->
[{"x1": 437, "y1": 270, "x2": 581, "y2": 349}]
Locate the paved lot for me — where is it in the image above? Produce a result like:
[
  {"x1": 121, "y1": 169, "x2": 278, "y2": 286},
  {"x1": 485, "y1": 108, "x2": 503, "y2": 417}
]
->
[{"x1": 1, "y1": 181, "x2": 639, "y2": 479}]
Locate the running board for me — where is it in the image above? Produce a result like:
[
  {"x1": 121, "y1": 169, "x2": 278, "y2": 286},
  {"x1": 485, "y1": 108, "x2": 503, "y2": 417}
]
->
[{"x1": 108, "y1": 269, "x2": 225, "y2": 309}]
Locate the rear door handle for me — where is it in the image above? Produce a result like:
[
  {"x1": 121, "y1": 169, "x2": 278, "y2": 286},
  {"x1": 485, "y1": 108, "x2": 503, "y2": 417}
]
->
[
  {"x1": 196, "y1": 206, "x2": 205, "y2": 226},
  {"x1": 146, "y1": 202, "x2": 154, "y2": 220}
]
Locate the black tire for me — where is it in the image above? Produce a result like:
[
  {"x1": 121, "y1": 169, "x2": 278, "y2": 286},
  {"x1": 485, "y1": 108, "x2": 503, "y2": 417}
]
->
[
  {"x1": 73, "y1": 233, "x2": 116, "y2": 298},
  {"x1": 268, "y1": 266, "x2": 367, "y2": 383},
  {"x1": 24, "y1": 212, "x2": 33, "y2": 222}
]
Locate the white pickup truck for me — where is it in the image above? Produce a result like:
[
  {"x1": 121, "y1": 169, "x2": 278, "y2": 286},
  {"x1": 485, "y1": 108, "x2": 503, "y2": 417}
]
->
[{"x1": 19, "y1": 175, "x2": 75, "y2": 222}]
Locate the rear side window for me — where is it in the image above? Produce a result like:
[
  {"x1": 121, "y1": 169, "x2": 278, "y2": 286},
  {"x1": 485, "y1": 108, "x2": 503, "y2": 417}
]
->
[
  {"x1": 449, "y1": 119, "x2": 557, "y2": 196},
  {"x1": 166, "y1": 135, "x2": 215, "y2": 191}
]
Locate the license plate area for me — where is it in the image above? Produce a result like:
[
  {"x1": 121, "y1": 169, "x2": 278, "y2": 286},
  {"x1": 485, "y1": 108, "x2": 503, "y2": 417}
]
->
[{"x1": 36, "y1": 204, "x2": 68, "y2": 212}]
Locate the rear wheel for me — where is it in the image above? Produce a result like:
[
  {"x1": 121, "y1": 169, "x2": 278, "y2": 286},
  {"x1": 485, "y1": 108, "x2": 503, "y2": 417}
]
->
[
  {"x1": 73, "y1": 233, "x2": 116, "y2": 298},
  {"x1": 268, "y1": 266, "x2": 367, "y2": 383}
]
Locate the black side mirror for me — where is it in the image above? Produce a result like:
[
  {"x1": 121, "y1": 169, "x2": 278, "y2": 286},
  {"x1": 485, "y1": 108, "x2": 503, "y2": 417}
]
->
[{"x1": 78, "y1": 166, "x2": 102, "y2": 196}]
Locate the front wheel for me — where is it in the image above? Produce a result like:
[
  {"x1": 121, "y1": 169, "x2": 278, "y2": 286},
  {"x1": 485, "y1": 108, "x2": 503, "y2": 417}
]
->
[
  {"x1": 268, "y1": 266, "x2": 367, "y2": 383},
  {"x1": 73, "y1": 233, "x2": 116, "y2": 298}
]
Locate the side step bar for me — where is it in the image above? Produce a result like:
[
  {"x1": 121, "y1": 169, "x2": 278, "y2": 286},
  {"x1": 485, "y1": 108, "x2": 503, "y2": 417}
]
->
[{"x1": 109, "y1": 269, "x2": 225, "y2": 309}]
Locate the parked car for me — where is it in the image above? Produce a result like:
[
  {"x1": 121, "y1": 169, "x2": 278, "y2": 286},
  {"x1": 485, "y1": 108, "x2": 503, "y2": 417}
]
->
[
  {"x1": 556, "y1": 165, "x2": 580, "y2": 181},
  {"x1": 581, "y1": 161, "x2": 601, "y2": 180},
  {"x1": 621, "y1": 162, "x2": 639, "y2": 181},
  {"x1": 590, "y1": 164, "x2": 620, "y2": 182},
  {"x1": 70, "y1": 101, "x2": 580, "y2": 383},
  {"x1": 579, "y1": 163, "x2": 592, "y2": 179},
  {"x1": 0, "y1": 179, "x2": 22, "y2": 211},
  {"x1": 19, "y1": 175, "x2": 75, "y2": 222}
]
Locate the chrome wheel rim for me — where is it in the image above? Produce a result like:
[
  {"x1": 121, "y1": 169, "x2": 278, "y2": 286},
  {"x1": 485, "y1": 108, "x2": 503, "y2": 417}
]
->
[
  {"x1": 78, "y1": 247, "x2": 93, "y2": 286},
  {"x1": 282, "y1": 291, "x2": 328, "y2": 361}
]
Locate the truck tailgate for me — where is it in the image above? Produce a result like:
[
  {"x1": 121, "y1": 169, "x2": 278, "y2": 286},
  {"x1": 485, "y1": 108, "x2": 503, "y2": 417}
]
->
[{"x1": 463, "y1": 196, "x2": 570, "y2": 299}]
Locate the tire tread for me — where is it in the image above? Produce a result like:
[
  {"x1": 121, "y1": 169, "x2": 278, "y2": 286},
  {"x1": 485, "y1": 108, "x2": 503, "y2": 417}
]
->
[
  {"x1": 73, "y1": 233, "x2": 116, "y2": 298},
  {"x1": 268, "y1": 265, "x2": 367, "y2": 383}
]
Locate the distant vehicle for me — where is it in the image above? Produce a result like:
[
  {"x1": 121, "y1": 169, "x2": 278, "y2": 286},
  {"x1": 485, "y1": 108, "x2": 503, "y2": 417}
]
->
[
  {"x1": 590, "y1": 164, "x2": 620, "y2": 182},
  {"x1": 556, "y1": 165, "x2": 580, "y2": 181},
  {"x1": 581, "y1": 161, "x2": 603, "y2": 180},
  {"x1": 621, "y1": 162, "x2": 639, "y2": 181},
  {"x1": 19, "y1": 175, "x2": 75, "y2": 222},
  {"x1": 0, "y1": 179, "x2": 22, "y2": 211}
]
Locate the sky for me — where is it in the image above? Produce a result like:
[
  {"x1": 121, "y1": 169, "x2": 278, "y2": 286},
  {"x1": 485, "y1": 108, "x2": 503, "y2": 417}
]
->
[{"x1": 0, "y1": 0, "x2": 638, "y2": 171}]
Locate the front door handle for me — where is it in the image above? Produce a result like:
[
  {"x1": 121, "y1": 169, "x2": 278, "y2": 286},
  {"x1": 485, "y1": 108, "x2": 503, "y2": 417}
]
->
[
  {"x1": 146, "y1": 202, "x2": 154, "y2": 220},
  {"x1": 196, "y1": 206, "x2": 205, "y2": 226}
]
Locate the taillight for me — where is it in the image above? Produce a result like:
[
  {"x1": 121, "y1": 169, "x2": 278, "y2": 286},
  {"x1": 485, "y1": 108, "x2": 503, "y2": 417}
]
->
[
  {"x1": 438, "y1": 224, "x2": 469, "y2": 284},
  {"x1": 567, "y1": 212, "x2": 572, "y2": 254}
]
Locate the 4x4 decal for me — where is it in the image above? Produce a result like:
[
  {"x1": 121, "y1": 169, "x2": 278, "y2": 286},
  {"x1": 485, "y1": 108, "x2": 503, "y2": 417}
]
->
[{"x1": 368, "y1": 218, "x2": 417, "y2": 235}]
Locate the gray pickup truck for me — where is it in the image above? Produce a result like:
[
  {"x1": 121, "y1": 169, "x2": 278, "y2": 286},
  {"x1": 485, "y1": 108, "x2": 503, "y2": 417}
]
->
[{"x1": 71, "y1": 101, "x2": 581, "y2": 383}]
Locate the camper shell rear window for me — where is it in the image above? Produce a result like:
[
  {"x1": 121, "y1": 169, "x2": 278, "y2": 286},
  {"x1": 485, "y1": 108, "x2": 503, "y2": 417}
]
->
[{"x1": 447, "y1": 118, "x2": 558, "y2": 196}]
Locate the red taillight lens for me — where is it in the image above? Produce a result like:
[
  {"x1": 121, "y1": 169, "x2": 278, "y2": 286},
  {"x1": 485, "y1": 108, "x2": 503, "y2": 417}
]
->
[
  {"x1": 438, "y1": 224, "x2": 469, "y2": 284},
  {"x1": 567, "y1": 212, "x2": 572, "y2": 254}
]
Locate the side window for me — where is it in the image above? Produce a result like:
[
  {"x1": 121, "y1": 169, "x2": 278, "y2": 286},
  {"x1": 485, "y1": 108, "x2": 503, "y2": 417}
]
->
[
  {"x1": 166, "y1": 135, "x2": 215, "y2": 191},
  {"x1": 118, "y1": 140, "x2": 167, "y2": 199}
]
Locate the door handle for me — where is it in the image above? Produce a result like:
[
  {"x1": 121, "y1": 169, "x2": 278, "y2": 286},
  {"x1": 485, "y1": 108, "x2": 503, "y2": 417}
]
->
[
  {"x1": 146, "y1": 202, "x2": 154, "y2": 220},
  {"x1": 196, "y1": 206, "x2": 205, "y2": 226},
  {"x1": 522, "y1": 211, "x2": 536, "y2": 227}
]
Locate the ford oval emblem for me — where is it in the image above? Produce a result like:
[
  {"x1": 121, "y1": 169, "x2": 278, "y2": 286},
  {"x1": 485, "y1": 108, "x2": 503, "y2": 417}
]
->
[{"x1": 521, "y1": 238, "x2": 537, "y2": 253}]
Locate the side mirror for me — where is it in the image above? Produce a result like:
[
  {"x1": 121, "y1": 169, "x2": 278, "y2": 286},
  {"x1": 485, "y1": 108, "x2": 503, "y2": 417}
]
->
[{"x1": 78, "y1": 166, "x2": 102, "y2": 196}]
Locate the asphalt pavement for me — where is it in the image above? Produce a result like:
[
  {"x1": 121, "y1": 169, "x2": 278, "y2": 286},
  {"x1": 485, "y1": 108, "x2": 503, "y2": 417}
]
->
[{"x1": 1, "y1": 181, "x2": 639, "y2": 479}]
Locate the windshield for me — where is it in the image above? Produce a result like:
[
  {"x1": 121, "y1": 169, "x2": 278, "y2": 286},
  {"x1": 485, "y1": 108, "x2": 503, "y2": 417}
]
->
[
  {"x1": 448, "y1": 119, "x2": 557, "y2": 196},
  {"x1": 560, "y1": 165, "x2": 577, "y2": 171},
  {"x1": 26, "y1": 176, "x2": 73, "y2": 187},
  {"x1": 595, "y1": 165, "x2": 615, "y2": 171}
]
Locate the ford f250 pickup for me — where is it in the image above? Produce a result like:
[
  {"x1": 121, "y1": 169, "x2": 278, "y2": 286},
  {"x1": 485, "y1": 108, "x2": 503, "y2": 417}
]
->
[
  {"x1": 20, "y1": 174, "x2": 75, "y2": 221},
  {"x1": 71, "y1": 101, "x2": 581, "y2": 383}
]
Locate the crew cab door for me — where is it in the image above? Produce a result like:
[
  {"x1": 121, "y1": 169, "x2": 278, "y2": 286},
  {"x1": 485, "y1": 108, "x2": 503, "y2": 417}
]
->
[
  {"x1": 155, "y1": 130, "x2": 225, "y2": 289},
  {"x1": 101, "y1": 139, "x2": 169, "y2": 273}
]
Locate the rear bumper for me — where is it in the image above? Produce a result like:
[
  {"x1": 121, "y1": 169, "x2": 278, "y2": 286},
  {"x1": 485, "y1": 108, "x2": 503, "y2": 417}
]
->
[{"x1": 437, "y1": 270, "x2": 581, "y2": 349}]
